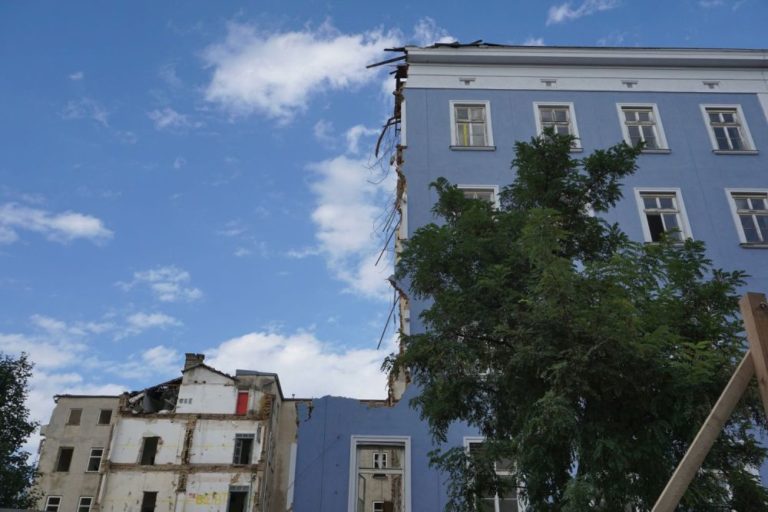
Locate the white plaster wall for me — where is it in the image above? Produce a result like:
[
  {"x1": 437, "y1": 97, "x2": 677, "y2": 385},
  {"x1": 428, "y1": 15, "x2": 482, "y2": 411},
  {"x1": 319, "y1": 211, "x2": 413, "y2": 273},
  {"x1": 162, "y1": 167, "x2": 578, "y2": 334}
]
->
[
  {"x1": 101, "y1": 472, "x2": 176, "y2": 512},
  {"x1": 110, "y1": 417, "x2": 186, "y2": 464},
  {"x1": 177, "y1": 368, "x2": 237, "y2": 415},
  {"x1": 181, "y1": 473, "x2": 258, "y2": 512},
  {"x1": 189, "y1": 419, "x2": 264, "y2": 464}
]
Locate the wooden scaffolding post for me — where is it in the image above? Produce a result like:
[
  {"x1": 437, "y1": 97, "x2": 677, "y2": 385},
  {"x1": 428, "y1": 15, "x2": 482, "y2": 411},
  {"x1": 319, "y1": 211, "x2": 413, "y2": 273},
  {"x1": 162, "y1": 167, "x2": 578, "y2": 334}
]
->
[{"x1": 652, "y1": 292, "x2": 768, "y2": 512}]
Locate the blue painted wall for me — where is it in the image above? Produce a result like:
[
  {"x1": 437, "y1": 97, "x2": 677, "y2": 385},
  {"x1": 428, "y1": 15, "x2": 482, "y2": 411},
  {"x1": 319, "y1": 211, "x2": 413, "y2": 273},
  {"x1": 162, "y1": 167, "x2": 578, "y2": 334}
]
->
[
  {"x1": 292, "y1": 386, "x2": 477, "y2": 512},
  {"x1": 403, "y1": 88, "x2": 768, "y2": 311},
  {"x1": 292, "y1": 86, "x2": 768, "y2": 510}
]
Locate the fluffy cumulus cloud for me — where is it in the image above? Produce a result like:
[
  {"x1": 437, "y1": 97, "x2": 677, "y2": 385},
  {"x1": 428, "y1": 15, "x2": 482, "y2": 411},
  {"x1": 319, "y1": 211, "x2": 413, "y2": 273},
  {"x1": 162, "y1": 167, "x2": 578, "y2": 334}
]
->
[
  {"x1": 546, "y1": 0, "x2": 620, "y2": 25},
  {"x1": 0, "y1": 203, "x2": 113, "y2": 245},
  {"x1": 307, "y1": 154, "x2": 395, "y2": 300},
  {"x1": 61, "y1": 97, "x2": 109, "y2": 126},
  {"x1": 121, "y1": 312, "x2": 182, "y2": 338},
  {"x1": 202, "y1": 22, "x2": 400, "y2": 121},
  {"x1": 206, "y1": 330, "x2": 389, "y2": 399},
  {"x1": 117, "y1": 265, "x2": 203, "y2": 303}
]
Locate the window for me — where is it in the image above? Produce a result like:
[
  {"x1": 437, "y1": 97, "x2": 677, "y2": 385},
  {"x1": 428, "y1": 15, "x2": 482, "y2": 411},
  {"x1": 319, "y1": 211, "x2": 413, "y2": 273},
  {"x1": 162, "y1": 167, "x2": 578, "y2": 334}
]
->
[
  {"x1": 727, "y1": 191, "x2": 768, "y2": 245},
  {"x1": 67, "y1": 408, "x2": 82, "y2": 425},
  {"x1": 236, "y1": 391, "x2": 249, "y2": 415},
  {"x1": 139, "y1": 436, "x2": 159, "y2": 465},
  {"x1": 617, "y1": 104, "x2": 668, "y2": 151},
  {"x1": 534, "y1": 102, "x2": 581, "y2": 148},
  {"x1": 348, "y1": 436, "x2": 411, "y2": 512},
  {"x1": 458, "y1": 185, "x2": 500, "y2": 209},
  {"x1": 465, "y1": 439, "x2": 519, "y2": 512},
  {"x1": 227, "y1": 485, "x2": 249, "y2": 512},
  {"x1": 98, "y1": 409, "x2": 112, "y2": 425},
  {"x1": 87, "y1": 447, "x2": 103, "y2": 472},
  {"x1": 233, "y1": 433, "x2": 255, "y2": 464},
  {"x1": 140, "y1": 491, "x2": 157, "y2": 512},
  {"x1": 45, "y1": 496, "x2": 61, "y2": 512},
  {"x1": 701, "y1": 105, "x2": 756, "y2": 152},
  {"x1": 635, "y1": 189, "x2": 692, "y2": 242},
  {"x1": 450, "y1": 101, "x2": 494, "y2": 149},
  {"x1": 55, "y1": 447, "x2": 74, "y2": 472},
  {"x1": 78, "y1": 497, "x2": 93, "y2": 512}
]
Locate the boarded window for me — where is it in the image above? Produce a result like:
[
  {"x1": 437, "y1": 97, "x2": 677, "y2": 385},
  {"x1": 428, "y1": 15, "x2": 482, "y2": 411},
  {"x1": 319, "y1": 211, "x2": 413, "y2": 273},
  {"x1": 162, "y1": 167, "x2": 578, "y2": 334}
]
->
[
  {"x1": 56, "y1": 447, "x2": 74, "y2": 472},
  {"x1": 140, "y1": 437, "x2": 160, "y2": 465},
  {"x1": 87, "y1": 448, "x2": 103, "y2": 472},
  {"x1": 140, "y1": 492, "x2": 157, "y2": 512},
  {"x1": 236, "y1": 391, "x2": 249, "y2": 415},
  {"x1": 233, "y1": 434, "x2": 255, "y2": 464},
  {"x1": 67, "y1": 408, "x2": 82, "y2": 425},
  {"x1": 98, "y1": 409, "x2": 112, "y2": 425}
]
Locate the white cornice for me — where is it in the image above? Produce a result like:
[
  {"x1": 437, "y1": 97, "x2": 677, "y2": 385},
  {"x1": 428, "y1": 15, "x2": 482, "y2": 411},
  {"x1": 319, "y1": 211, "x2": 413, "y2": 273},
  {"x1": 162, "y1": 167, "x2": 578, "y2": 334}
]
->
[{"x1": 405, "y1": 46, "x2": 768, "y2": 69}]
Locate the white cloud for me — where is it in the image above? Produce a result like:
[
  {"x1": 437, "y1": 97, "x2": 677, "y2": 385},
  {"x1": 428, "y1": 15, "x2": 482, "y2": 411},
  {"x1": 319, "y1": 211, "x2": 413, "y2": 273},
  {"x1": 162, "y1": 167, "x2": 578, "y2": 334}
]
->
[
  {"x1": 173, "y1": 156, "x2": 187, "y2": 169},
  {"x1": 30, "y1": 314, "x2": 113, "y2": 337},
  {"x1": 61, "y1": 97, "x2": 109, "y2": 126},
  {"x1": 0, "y1": 203, "x2": 113, "y2": 245},
  {"x1": 345, "y1": 124, "x2": 379, "y2": 155},
  {"x1": 412, "y1": 17, "x2": 454, "y2": 46},
  {"x1": 698, "y1": 0, "x2": 745, "y2": 7},
  {"x1": 69, "y1": 71, "x2": 84, "y2": 81},
  {"x1": 206, "y1": 330, "x2": 389, "y2": 399},
  {"x1": 0, "y1": 332, "x2": 86, "y2": 369},
  {"x1": 148, "y1": 107, "x2": 200, "y2": 130},
  {"x1": 307, "y1": 155, "x2": 394, "y2": 300},
  {"x1": 546, "y1": 0, "x2": 620, "y2": 25},
  {"x1": 313, "y1": 119, "x2": 336, "y2": 147},
  {"x1": 120, "y1": 312, "x2": 182, "y2": 338},
  {"x1": 118, "y1": 265, "x2": 203, "y2": 303},
  {"x1": 202, "y1": 22, "x2": 400, "y2": 121},
  {"x1": 523, "y1": 37, "x2": 546, "y2": 46}
]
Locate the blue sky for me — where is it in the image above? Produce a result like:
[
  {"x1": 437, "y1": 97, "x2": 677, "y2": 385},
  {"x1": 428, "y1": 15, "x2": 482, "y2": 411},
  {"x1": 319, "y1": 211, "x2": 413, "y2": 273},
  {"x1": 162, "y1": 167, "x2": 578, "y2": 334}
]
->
[{"x1": 1, "y1": 0, "x2": 767, "y2": 442}]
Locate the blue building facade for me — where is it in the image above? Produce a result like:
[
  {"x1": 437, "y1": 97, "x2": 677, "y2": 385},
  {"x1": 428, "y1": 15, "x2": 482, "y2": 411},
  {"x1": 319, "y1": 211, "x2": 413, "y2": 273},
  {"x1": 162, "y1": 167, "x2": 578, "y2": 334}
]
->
[{"x1": 292, "y1": 45, "x2": 768, "y2": 512}]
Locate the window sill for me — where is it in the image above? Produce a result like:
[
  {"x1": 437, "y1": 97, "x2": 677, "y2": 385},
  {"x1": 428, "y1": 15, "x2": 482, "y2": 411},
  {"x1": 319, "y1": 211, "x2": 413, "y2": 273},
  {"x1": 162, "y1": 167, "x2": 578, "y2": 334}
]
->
[
  {"x1": 640, "y1": 149, "x2": 671, "y2": 154},
  {"x1": 713, "y1": 150, "x2": 759, "y2": 155},
  {"x1": 450, "y1": 145, "x2": 496, "y2": 151},
  {"x1": 739, "y1": 243, "x2": 768, "y2": 249}
]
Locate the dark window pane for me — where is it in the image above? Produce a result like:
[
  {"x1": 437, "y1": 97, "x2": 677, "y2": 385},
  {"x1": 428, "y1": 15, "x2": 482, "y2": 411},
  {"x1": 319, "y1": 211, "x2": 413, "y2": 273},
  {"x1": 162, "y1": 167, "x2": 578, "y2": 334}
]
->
[
  {"x1": 68, "y1": 409, "x2": 82, "y2": 425},
  {"x1": 628, "y1": 125, "x2": 641, "y2": 145},
  {"x1": 140, "y1": 492, "x2": 157, "y2": 512},
  {"x1": 647, "y1": 214, "x2": 665, "y2": 242},
  {"x1": 740, "y1": 216, "x2": 759, "y2": 242},
  {"x1": 643, "y1": 197, "x2": 657, "y2": 209},
  {"x1": 56, "y1": 447, "x2": 74, "y2": 472},
  {"x1": 658, "y1": 197, "x2": 674, "y2": 209},
  {"x1": 140, "y1": 437, "x2": 159, "y2": 465},
  {"x1": 727, "y1": 127, "x2": 743, "y2": 150},
  {"x1": 755, "y1": 216, "x2": 768, "y2": 242},
  {"x1": 540, "y1": 109, "x2": 553, "y2": 123},
  {"x1": 713, "y1": 127, "x2": 729, "y2": 149},
  {"x1": 98, "y1": 409, "x2": 112, "y2": 425}
]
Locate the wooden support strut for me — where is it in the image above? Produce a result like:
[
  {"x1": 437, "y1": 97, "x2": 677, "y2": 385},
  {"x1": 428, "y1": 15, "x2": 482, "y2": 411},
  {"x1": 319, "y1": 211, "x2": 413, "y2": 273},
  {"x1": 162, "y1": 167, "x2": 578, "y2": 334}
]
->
[{"x1": 652, "y1": 292, "x2": 768, "y2": 512}]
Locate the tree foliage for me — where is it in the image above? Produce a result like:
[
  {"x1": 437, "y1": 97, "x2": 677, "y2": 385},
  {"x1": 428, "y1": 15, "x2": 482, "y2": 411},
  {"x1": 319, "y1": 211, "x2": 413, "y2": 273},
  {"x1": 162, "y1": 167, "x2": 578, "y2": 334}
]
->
[
  {"x1": 0, "y1": 352, "x2": 39, "y2": 508},
  {"x1": 388, "y1": 132, "x2": 768, "y2": 510}
]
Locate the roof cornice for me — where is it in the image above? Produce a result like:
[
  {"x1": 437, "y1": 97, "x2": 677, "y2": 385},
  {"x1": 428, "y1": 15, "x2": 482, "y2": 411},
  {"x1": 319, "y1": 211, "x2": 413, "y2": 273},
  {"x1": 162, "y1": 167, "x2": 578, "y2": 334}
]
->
[{"x1": 405, "y1": 46, "x2": 768, "y2": 69}]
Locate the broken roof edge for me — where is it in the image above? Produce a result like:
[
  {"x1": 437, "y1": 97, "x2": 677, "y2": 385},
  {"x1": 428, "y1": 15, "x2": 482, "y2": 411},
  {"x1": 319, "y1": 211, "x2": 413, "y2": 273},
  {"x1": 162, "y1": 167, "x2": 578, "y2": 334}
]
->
[
  {"x1": 181, "y1": 362, "x2": 236, "y2": 381},
  {"x1": 401, "y1": 42, "x2": 768, "y2": 69},
  {"x1": 54, "y1": 394, "x2": 122, "y2": 401},
  {"x1": 235, "y1": 369, "x2": 286, "y2": 400}
]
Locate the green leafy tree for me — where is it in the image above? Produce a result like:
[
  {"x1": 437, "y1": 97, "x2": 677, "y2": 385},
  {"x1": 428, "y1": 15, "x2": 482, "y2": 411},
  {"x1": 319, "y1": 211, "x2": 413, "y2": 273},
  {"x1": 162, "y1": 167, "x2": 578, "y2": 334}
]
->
[
  {"x1": 0, "y1": 352, "x2": 39, "y2": 508},
  {"x1": 388, "y1": 132, "x2": 768, "y2": 511}
]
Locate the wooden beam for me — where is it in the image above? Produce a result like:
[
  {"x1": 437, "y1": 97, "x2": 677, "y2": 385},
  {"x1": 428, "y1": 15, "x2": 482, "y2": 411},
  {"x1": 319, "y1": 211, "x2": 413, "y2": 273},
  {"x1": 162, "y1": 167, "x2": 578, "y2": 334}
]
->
[
  {"x1": 651, "y1": 351, "x2": 755, "y2": 512},
  {"x1": 741, "y1": 292, "x2": 768, "y2": 416}
]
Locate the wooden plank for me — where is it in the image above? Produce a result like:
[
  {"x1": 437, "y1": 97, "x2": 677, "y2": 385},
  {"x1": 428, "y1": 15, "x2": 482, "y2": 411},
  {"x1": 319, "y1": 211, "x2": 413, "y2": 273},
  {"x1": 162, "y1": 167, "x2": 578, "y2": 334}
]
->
[
  {"x1": 741, "y1": 292, "x2": 768, "y2": 416},
  {"x1": 651, "y1": 351, "x2": 755, "y2": 512}
]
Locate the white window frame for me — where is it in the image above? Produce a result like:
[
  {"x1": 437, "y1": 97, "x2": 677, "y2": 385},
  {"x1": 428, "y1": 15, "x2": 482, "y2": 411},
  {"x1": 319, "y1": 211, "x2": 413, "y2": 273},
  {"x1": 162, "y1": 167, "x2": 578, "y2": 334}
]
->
[
  {"x1": 700, "y1": 104, "x2": 757, "y2": 153},
  {"x1": 45, "y1": 496, "x2": 62, "y2": 512},
  {"x1": 725, "y1": 189, "x2": 768, "y2": 246},
  {"x1": 616, "y1": 103, "x2": 669, "y2": 151},
  {"x1": 86, "y1": 447, "x2": 103, "y2": 472},
  {"x1": 449, "y1": 100, "x2": 494, "y2": 149},
  {"x1": 457, "y1": 184, "x2": 501, "y2": 209},
  {"x1": 348, "y1": 435, "x2": 411, "y2": 512},
  {"x1": 463, "y1": 437, "x2": 524, "y2": 512},
  {"x1": 78, "y1": 496, "x2": 93, "y2": 512},
  {"x1": 634, "y1": 188, "x2": 693, "y2": 242},
  {"x1": 533, "y1": 102, "x2": 582, "y2": 150}
]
